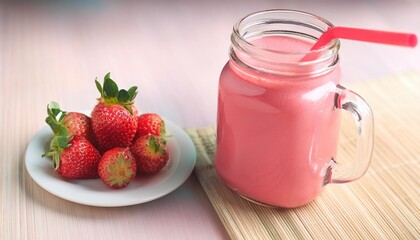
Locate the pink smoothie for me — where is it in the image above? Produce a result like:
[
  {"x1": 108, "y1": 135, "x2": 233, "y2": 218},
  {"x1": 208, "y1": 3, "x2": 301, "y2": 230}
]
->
[{"x1": 215, "y1": 35, "x2": 341, "y2": 208}]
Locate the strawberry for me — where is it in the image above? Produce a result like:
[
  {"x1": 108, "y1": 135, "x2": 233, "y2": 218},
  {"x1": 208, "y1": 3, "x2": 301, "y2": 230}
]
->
[
  {"x1": 130, "y1": 135, "x2": 169, "y2": 174},
  {"x1": 91, "y1": 73, "x2": 138, "y2": 152},
  {"x1": 98, "y1": 147, "x2": 137, "y2": 189},
  {"x1": 45, "y1": 102, "x2": 97, "y2": 145},
  {"x1": 134, "y1": 113, "x2": 166, "y2": 140},
  {"x1": 43, "y1": 135, "x2": 101, "y2": 179}
]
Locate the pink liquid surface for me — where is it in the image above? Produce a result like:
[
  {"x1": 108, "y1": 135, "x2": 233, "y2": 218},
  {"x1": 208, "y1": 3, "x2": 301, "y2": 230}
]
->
[{"x1": 215, "y1": 36, "x2": 341, "y2": 207}]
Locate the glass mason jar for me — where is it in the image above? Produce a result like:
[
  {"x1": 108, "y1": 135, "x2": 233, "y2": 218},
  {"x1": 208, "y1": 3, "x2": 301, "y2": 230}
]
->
[{"x1": 214, "y1": 9, "x2": 374, "y2": 208}]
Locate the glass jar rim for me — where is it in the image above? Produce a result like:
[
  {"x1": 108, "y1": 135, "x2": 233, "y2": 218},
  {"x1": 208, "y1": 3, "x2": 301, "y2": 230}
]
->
[{"x1": 232, "y1": 9, "x2": 340, "y2": 56}]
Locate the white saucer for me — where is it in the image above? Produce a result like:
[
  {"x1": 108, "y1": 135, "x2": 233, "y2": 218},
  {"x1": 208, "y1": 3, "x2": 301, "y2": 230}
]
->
[{"x1": 25, "y1": 119, "x2": 196, "y2": 207}]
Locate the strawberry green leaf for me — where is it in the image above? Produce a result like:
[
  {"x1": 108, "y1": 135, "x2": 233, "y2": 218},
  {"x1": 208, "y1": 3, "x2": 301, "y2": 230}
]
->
[
  {"x1": 130, "y1": 91, "x2": 138, "y2": 102},
  {"x1": 149, "y1": 135, "x2": 160, "y2": 153},
  {"x1": 47, "y1": 107, "x2": 53, "y2": 119},
  {"x1": 42, "y1": 135, "x2": 72, "y2": 170},
  {"x1": 45, "y1": 102, "x2": 68, "y2": 135},
  {"x1": 55, "y1": 125, "x2": 69, "y2": 137},
  {"x1": 96, "y1": 72, "x2": 138, "y2": 108},
  {"x1": 47, "y1": 107, "x2": 55, "y2": 120},
  {"x1": 56, "y1": 135, "x2": 71, "y2": 149},
  {"x1": 95, "y1": 78, "x2": 103, "y2": 97},
  {"x1": 47, "y1": 102, "x2": 65, "y2": 119},
  {"x1": 103, "y1": 76, "x2": 119, "y2": 98},
  {"x1": 46, "y1": 116, "x2": 60, "y2": 134},
  {"x1": 57, "y1": 110, "x2": 67, "y2": 122},
  {"x1": 50, "y1": 101, "x2": 60, "y2": 108},
  {"x1": 46, "y1": 137, "x2": 59, "y2": 155},
  {"x1": 128, "y1": 86, "x2": 138, "y2": 100},
  {"x1": 106, "y1": 154, "x2": 134, "y2": 187},
  {"x1": 128, "y1": 86, "x2": 137, "y2": 95},
  {"x1": 123, "y1": 105, "x2": 133, "y2": 115},
  {"x1": 118, "y1": 89, "x2": 130, "y2": 102},
  {"x1": 161, "y1": 121, "x2": 166, "y2": 137},
  {"x1": 50, "y1": 102, "x2": 61, "y2": 116}
]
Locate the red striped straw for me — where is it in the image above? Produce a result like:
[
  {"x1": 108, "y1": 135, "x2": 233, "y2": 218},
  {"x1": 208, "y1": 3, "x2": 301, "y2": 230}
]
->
[{"x1": 301, "y1": 26, "x2": 417, "y2": 62}]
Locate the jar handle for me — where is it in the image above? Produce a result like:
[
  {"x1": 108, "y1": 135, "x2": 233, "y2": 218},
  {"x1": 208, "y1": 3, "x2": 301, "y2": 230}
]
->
[{"x1": 326, "y1": 85, "x2": 374, "y2": 184}]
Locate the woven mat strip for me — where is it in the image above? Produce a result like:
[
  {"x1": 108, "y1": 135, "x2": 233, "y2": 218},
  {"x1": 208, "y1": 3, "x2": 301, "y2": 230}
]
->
[{"x1": 185, "y1": 71, "x2": 420, "y2": 240}]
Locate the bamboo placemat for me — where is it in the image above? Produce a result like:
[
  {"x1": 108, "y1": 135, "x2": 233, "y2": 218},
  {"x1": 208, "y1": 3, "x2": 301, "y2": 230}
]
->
[{"x1": 186, "y1": 71, "x2": 420, "y2": 239}]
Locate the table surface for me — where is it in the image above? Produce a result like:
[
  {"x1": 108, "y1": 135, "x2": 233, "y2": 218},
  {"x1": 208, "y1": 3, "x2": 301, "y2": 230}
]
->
[{"x1": 1, "y1": 0, "x2": 419, "y2": 239}]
